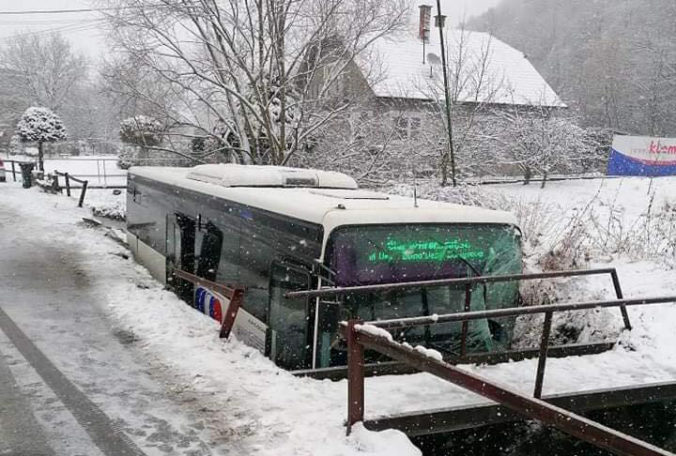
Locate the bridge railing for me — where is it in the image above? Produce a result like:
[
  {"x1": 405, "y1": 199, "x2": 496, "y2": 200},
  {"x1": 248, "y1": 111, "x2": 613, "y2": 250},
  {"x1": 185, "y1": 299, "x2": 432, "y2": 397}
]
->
[
  {"x1": 287, "y1": 267, "x2": 633, "y2": 364},
  {"x1": 340, "y1": 294, "x2": 676, "y2": 456}
]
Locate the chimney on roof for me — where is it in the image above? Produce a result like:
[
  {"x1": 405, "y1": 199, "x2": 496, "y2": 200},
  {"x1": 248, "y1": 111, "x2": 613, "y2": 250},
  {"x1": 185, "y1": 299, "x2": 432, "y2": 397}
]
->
[{"x1": 418, "y1": 5, "x2": 431, "y2": 43}]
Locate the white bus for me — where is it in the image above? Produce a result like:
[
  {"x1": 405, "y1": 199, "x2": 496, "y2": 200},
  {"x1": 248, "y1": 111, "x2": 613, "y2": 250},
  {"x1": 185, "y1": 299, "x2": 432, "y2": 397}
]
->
[{"x1": 127, "y1": 164, "x2": 522, "y2": 370}]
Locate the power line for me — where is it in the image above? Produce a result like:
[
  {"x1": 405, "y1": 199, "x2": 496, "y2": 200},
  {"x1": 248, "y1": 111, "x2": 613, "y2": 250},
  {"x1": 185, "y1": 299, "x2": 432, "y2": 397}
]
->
[
  {"x1": 0, "y1": 8, "x2": 111, "y2": 15},
  {"x1": 0, "y1": 22, "x2": 108, "y2": 44},
  {"x1": 0, "y1": 3, "x2": 186, "y2": 16}
]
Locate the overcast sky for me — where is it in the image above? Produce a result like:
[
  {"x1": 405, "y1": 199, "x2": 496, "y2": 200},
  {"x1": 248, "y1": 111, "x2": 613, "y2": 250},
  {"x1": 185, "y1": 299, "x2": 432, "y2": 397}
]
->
[{"x1": 0, "y1": 0, "x2": 502, "y2": 60}]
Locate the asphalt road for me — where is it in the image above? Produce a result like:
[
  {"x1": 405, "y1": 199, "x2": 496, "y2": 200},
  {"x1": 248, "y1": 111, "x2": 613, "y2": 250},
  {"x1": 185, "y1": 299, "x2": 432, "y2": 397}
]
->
[{"x1": 0, "y1": 201, "x2": 223, "y2": 456}]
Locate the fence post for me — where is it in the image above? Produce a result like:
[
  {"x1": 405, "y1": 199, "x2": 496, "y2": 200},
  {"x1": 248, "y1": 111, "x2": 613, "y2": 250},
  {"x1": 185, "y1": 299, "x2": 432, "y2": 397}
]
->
[
  {"x1": 220, "y1": 289, "x2": 243, "y2": 339},
  {"x1": 533, "y1": 310, "x2": 553, "y2": 399},
  {"x1": 65, "y1": 173, "x2": 71, "y2": 197},
  {"x1": 11, "y1": 161, "x2": 16, "y2": 182},
  {"x1": 346, "y1": 319, "x2": 365, "y2": 435},
  {"x1": 78, "y1": 180, "x2": 88, "y2": 207},
  {"x1": 610, "y1": 270, "x2": 632, "y2": 330}
]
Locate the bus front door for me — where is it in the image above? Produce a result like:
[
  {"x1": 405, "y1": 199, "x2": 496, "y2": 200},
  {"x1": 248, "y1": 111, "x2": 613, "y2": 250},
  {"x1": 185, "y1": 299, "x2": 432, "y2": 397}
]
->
[
  {"x1": 167, "y1": 213, "x2": 196, "y2": 303},
  {"x1": 268, "y1": 262, "x2": 311, "y2": 370}
]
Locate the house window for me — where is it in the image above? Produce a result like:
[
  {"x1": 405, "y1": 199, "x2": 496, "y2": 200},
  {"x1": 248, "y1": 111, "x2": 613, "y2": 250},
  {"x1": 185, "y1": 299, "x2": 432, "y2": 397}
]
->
[
  {"x1": 409, "y1": 117, "x2": 421, "y2": 139},
  {"x1": 394, "y1": 115, "x2": 422, "y2": 139}
]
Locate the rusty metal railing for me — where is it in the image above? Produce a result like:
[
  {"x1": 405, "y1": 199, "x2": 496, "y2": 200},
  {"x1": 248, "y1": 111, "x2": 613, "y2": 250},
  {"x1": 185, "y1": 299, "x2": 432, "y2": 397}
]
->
[
  {"x1": 341, "y1": 294, "x2": 676, "y2": 456},
  {"x1": 172, "y1": 268, "x2": 245, "y2": 338},
  {"x1": 287, "y1": 267, "x2": 633, "y2": 357}
]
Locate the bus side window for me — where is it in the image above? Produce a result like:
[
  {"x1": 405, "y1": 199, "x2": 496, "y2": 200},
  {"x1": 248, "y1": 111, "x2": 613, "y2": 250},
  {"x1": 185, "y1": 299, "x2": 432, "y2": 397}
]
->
[
  {"x1": 196, "y1": 222, "x2": 223, "y2": 282},
  {"x1": 268, "y1": 262, "x2": 311, "y2": 370},
  {"x1": 167, "y1": 213, "x2": 196, "y2": 304}
]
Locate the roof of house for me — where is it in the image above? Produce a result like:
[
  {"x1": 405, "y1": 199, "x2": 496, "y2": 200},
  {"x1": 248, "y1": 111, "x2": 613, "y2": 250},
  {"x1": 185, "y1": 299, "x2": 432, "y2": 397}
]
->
[
  {"x1": 129, "y1": 165, "x2": 518, "y2": 236},
  {"x1": 359, "y1": 29, "x2": 565, "y2": 108}
]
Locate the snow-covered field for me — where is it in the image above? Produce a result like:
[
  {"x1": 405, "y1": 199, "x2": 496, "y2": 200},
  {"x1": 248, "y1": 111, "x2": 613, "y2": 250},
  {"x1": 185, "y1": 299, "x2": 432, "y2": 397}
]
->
[
  {"x1": 4, "y1": 154, "x2": 127, "y2": 187},
  {"x1": 1, "y1": 175, "x2": 675, "y2": 455},
  {"x1": 3, "y1": 155, "x2": 127, "y2": 220}
]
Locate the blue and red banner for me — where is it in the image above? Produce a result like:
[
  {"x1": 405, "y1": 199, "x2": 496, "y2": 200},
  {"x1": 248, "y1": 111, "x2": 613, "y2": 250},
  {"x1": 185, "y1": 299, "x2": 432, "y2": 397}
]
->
[{"x1": 608, "y1": 135, "x2": 676, "y2": 176}]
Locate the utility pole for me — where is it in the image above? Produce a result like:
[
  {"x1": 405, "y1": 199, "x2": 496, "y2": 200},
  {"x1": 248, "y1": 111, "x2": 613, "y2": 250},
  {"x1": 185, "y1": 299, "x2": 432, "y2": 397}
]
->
[{"x1": 435, "y1": 0, "x2": 457, "y2": 187}]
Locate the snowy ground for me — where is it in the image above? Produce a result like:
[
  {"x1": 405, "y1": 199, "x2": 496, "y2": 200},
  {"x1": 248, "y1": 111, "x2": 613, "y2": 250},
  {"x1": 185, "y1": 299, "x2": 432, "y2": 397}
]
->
[
  {"x1": 0, "y1": 181, "x2": 418, "y2": 456},
  {"x1": 1, "y1": 175, "x2": 675, "y2": 455},
  {"x1": 3, "y1": 154, "x2": 127, "y2": 220}
]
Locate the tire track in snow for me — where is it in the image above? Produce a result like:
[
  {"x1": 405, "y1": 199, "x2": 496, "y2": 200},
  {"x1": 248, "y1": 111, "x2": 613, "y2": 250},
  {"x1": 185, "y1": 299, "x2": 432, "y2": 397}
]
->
[{"x1": 0, "y1": 305, "x2": 147, "y2": 456}]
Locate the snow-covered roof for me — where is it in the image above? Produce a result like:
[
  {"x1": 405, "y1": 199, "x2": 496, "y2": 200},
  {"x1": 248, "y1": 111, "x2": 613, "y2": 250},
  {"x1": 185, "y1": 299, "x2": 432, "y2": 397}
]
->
[
  {"x1": 129, "y1": 166, "x2": 518, "y2": 232},
  {"x1": 361, "y1": 30, "x2": 565, "y2": 107}
]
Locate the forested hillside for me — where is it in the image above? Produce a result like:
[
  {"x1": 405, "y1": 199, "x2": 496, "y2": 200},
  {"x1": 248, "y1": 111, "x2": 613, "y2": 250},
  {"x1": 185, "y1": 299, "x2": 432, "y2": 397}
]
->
[{"x1": 471, "y1": 0, "x2": 676, "y2": 136}]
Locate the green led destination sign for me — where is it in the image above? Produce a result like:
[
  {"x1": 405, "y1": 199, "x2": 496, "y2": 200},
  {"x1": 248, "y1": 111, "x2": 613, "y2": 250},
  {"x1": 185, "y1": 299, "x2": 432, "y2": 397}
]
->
[{"x1": 366, "y1": 238, "x2": 486, "y2": 263}]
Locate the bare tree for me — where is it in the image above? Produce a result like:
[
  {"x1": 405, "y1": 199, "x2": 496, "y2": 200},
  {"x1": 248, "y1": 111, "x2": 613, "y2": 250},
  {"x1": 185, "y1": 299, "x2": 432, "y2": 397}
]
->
[
  {"x1": 302, "y1": 27, "x2": 511, "y2": 184},
  {"x1": 101, "y1": 0, "x2": 408, "y2": 165},
  {"x1": 415, "y1": 26, "x2": 506, "y2": 181},
  {"x1": 298, "y1": 104, "x2": 416, "y2": 184},
  {"x1": 0, "y1": 33, "x2": 87, "y2": 113},
  {"x1": 493, "y1": 107, "x2": 596, "y2": 187}
]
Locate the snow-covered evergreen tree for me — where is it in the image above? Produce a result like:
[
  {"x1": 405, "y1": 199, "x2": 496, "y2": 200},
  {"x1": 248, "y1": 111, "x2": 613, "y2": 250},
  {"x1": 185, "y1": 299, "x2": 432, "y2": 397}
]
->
[{"x1": 15, "y1": 107, "x2": 67, "y2": 171}]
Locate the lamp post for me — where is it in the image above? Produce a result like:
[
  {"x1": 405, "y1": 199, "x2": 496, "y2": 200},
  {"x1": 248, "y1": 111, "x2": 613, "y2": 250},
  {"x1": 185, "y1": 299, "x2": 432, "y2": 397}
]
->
[{"x1": 435, "y1": 0, "x2": 457, "y2": 187}]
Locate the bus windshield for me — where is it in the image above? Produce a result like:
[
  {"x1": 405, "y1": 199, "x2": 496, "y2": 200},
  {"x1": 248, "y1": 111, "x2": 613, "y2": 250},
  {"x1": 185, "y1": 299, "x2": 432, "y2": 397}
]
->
[
  {"x1": 316, "y1": 224, "x2": 522, "y2": 367},
  {"x1": 327, "y1": 223, "x2": 522, "y2": 287}
]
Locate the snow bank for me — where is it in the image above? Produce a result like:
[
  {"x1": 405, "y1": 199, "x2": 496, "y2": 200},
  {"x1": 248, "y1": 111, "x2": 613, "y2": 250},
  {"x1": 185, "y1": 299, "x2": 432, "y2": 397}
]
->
[{"x1": 86, "y1": 189, "x2": 126, "y2": 221}]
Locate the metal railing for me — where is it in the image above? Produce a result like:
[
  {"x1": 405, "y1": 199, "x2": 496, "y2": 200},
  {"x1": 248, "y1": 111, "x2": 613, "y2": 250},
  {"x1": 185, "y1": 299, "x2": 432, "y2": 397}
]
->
[
  {"x1": 171, "y1": 268, "x2": 245, "y2": 338},
  {"x1": 340, "y1": 294, "x2": 676, "y2": 456},
  {"x1": 287, "y1": 267, "x2": 633, "y2": 358}
]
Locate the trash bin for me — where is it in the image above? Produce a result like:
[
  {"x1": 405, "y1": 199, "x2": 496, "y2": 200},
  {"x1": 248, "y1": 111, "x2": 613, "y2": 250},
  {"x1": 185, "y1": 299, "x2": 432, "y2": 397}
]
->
[{"x1": 19, "y1": 163, "x2": 35, "y2": 188}]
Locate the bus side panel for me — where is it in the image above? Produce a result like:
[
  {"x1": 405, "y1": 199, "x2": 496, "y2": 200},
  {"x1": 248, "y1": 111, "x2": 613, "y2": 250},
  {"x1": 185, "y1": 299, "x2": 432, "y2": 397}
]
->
[
  {"x1": 128, "y1": 174, "x2": 324, "y2": 367},
  {"x1": 127, "y1": 231, "x2": 138, "y2": 257},
  {"x1": 137, "y1": 238, "x2": 168, "y2": 284},
  {"x1": 127, "y1": 176, "x2": 172, "y2": 282},
  {"x1": 209, "y1": 203, "x2": 323, "y2": 323}
]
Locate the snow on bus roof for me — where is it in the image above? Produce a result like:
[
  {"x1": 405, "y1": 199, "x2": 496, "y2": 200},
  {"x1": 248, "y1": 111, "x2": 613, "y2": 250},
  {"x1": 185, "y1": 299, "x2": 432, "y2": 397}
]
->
[
  {"x1": 129, "y1": 166, "x2": 518, "y2": 228},
  {"x1": 186, "y1": 163, "x2": 358, "y2": 189}
]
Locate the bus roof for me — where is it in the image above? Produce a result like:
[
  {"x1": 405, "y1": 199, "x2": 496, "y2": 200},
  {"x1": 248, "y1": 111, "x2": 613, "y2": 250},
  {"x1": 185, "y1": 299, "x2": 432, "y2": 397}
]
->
[{"x1": 129, "y1": 166, "x2": 518, "y2": 230}]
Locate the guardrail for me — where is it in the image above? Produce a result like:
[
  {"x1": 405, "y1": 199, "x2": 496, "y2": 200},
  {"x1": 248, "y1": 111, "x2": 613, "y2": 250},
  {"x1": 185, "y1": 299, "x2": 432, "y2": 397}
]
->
[{"x1": 341, "y1": 293, "x2": 676, "y2": 455}]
